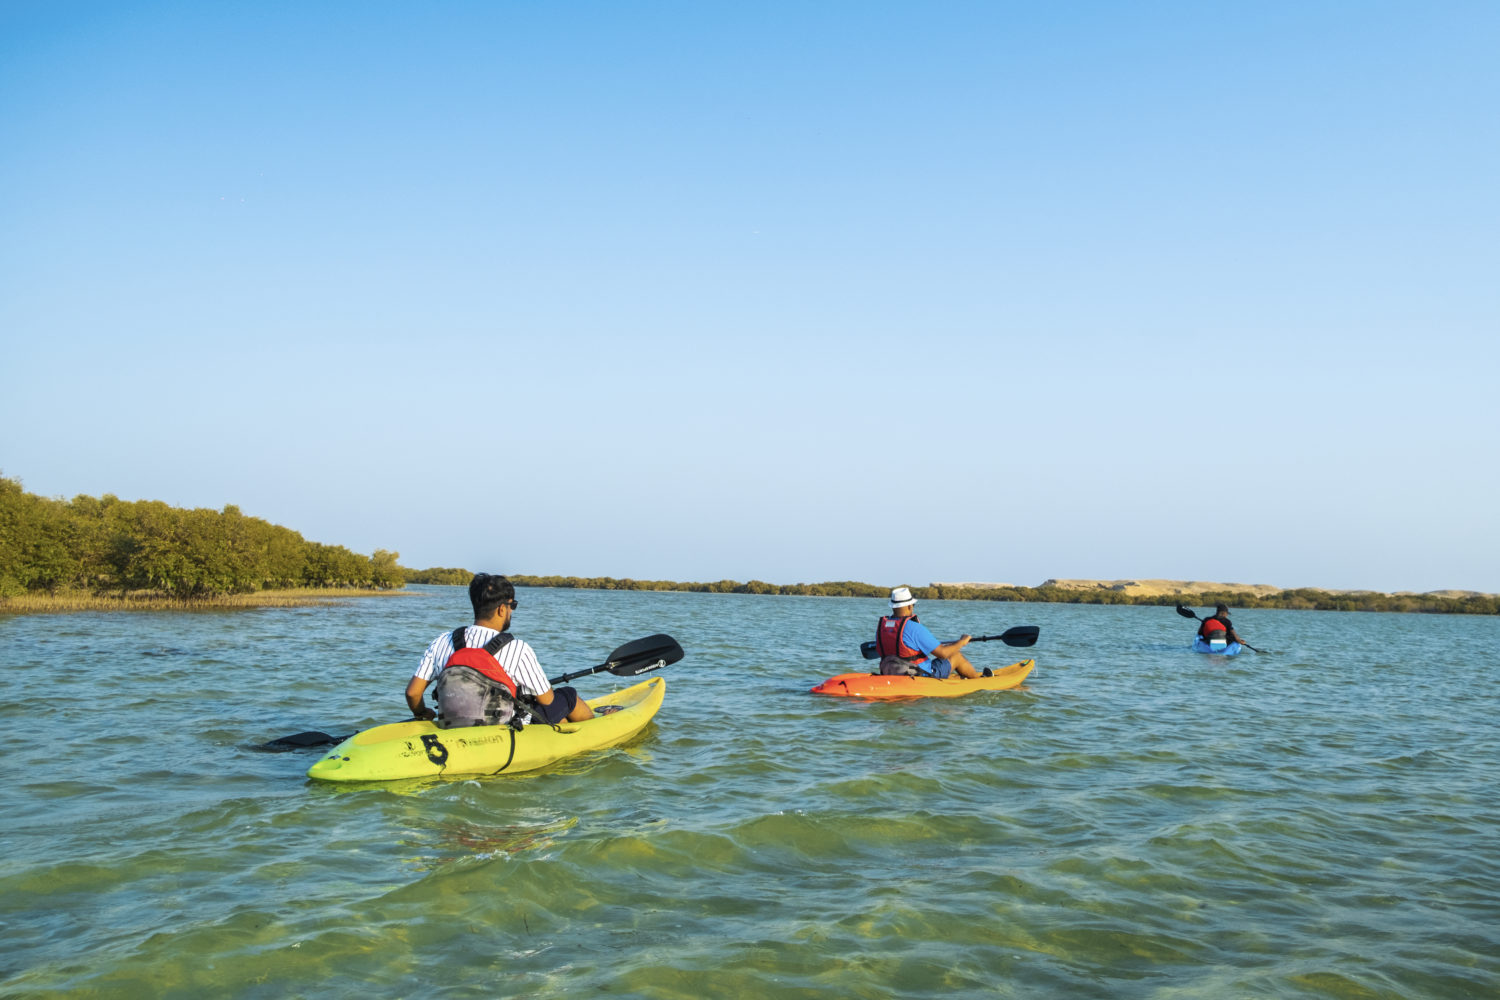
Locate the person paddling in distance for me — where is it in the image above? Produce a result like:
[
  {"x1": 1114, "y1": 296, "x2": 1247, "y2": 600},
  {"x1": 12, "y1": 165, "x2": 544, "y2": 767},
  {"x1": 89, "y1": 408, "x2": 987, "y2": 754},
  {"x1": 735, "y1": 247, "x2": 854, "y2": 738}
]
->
[
  {"x1": 875, "y1": 586, "x2": 988, "y2": 679},
  {"x1": 1197, "y1": 603, "x2": 1247, "y2": 649},
  {"x1": 404, "y1": 573, "x2": 595, "y2": 726}
]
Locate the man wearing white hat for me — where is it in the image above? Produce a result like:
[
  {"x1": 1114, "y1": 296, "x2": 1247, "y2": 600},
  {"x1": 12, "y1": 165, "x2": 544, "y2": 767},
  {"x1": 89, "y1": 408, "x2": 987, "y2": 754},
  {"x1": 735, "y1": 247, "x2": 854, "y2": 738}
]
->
[{"x1": 873, "y1": 586, "x2": 984, "y2": 679}]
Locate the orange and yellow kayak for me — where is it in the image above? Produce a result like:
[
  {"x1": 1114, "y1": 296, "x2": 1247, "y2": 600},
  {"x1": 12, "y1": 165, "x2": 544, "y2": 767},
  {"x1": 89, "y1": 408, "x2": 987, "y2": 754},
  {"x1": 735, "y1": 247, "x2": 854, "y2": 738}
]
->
[{"x1": 810, "y1": 658, "x2": 1035, "y2": 699}]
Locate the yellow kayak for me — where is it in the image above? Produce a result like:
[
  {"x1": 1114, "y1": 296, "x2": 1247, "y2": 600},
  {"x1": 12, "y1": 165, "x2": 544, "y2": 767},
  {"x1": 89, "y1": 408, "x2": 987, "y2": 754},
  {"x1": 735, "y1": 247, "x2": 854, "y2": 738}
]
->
[
  {"x1": 307, "y1": 676, "x2": 665, "y2": 782},
  {"x1": 811, "y1": 658, "x2": 1036, "y2": 699}
]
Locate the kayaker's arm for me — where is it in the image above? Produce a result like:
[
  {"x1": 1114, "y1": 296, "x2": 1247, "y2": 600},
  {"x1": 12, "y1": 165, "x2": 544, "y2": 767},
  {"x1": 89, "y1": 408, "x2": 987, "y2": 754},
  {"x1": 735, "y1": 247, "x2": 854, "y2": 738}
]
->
[
  {"x1": 933, "y1": 634, "x2": 972, "y2": 660},
  {"x1": 405, "y1": 676, "x2": 436, "y2": 721},
  {"x1": 1223, "y1": 617, "x2": 1246, "y2": 645}
]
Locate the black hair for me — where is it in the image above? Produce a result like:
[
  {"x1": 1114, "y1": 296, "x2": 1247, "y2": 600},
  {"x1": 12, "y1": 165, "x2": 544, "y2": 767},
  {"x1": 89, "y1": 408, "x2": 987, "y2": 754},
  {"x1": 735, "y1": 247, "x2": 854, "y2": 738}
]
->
[
  {"x1": 469, "y1": 573, "x2": 516, "y2": 619},
  {"x1": 1215, "y1": 603, "x2": 1230, "y2": 614}
]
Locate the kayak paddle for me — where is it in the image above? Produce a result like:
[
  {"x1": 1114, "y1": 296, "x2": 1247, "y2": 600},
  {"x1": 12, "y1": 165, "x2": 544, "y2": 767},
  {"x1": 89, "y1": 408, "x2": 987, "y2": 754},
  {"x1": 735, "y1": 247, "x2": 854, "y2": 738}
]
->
[
  {"x1": 258, "y1": 730, "x2": 349, "y2": 751},
  {"x1": 1175, "y1": 604, "x2": 1263, "y2": 653},
  {"x1": 548, "y1": 633, "x2": 685, "y2": 684},
  {"x1": 860, "y1": 624, "x2": 1040, "y2": 659},
  {"x1": 970, "y1": 626, "x2": 1040, "y2": 647},
  {"x1": 260, "y1": 633, "x2": 686, "y2": 750}
]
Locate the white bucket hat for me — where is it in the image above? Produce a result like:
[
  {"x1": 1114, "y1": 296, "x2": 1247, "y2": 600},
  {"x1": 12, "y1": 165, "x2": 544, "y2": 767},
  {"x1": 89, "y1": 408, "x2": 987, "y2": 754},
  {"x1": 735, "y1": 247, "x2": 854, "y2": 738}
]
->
[{"x1": 889, "y1": 586, "x2": 916, "y2": 609}]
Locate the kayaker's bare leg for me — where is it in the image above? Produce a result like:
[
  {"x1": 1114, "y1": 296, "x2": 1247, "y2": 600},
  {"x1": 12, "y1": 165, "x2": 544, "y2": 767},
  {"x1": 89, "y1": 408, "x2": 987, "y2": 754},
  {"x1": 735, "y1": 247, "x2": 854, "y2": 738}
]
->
[
  {"x1": 932, "y1": 635, "x2": 979, "y2": 678},
  {"x1": 948, "y1": 652, "x2": 982, "y2": 679},
  {"x1": 568, "y1": 701, "x2": 595, "y2": 722}
]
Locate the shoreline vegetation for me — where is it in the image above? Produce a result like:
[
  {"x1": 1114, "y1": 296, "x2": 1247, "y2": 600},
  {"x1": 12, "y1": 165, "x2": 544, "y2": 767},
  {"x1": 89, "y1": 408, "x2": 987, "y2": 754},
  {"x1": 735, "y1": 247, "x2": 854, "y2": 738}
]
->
[
  {"x1": 1, "y1": 476, "x2": 410, "y2": 613},
  {"x1": 0, "y1": 587, "x2": 409, "y2": 613},
  {"x1": 4, "y1": 479, "x2": 1494, "y2": 615},
  {"x1": 504, "y1": 575, "x2": 1500, "y2": 616}
]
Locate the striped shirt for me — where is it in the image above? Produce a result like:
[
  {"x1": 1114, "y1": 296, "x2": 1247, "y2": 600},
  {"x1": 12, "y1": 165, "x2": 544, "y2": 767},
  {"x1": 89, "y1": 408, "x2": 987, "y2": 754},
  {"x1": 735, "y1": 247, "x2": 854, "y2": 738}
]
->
[{"x1": 413, "y1": 626, "x2": 551, "y2": 697}]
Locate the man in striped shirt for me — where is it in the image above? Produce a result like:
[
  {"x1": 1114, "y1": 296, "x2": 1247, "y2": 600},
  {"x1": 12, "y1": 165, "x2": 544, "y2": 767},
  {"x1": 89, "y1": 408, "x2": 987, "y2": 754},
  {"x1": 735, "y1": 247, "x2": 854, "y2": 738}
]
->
[{"x1": 403, "y1": 573, "x2": 594, "y2": 725}]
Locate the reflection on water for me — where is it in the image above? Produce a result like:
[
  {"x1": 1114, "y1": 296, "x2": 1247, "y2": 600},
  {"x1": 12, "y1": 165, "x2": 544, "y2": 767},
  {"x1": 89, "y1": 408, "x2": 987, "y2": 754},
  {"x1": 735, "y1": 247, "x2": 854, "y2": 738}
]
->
[{"x1": 0, "y1": 589, "x2": 1497, "y2": 998}]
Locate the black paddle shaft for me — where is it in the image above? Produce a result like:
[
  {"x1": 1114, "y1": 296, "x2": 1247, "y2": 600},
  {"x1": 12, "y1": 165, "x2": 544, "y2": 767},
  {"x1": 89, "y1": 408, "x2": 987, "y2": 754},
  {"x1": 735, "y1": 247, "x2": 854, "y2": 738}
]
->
[{"x1": 860, "y1": 624, "x2": 1039, "y2": 659}]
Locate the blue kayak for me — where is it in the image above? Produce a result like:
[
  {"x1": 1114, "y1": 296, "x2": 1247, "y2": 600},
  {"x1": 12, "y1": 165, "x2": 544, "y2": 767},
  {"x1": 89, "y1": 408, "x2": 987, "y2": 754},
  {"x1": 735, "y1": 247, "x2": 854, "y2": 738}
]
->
[{"x1": 1192, "y1": 638, "x2": 1242, "y2": 656}]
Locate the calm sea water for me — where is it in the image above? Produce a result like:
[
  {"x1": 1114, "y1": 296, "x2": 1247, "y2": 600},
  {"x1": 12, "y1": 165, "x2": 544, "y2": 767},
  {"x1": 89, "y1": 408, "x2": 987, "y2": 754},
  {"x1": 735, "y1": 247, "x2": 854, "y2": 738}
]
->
[{"x1": 1, "y1": 587, "x2": 1497, "y2": 998}]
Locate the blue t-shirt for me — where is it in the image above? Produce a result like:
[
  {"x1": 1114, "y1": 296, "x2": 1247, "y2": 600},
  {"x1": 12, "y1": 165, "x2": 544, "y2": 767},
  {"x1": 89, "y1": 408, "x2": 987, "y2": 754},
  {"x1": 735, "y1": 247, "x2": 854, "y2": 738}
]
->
[
  {"x1": 899, "y1": 619, "x2": 952, "y2": 678},
  {"x1": 899, "y1": 619, "x2": 941, "y2": 658}
]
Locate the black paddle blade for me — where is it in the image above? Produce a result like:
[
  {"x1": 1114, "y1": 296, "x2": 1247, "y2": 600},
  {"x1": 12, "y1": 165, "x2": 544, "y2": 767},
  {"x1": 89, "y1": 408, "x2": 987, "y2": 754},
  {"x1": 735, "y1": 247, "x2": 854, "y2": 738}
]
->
[
  {"x1": 548, "y1": 634, "x2": 685, "y2": 685},
  {"x1": 255, "y1": 730, "x2": 348, "y2": 752},
  {"x1": 1175, "y1": 605, "x2": 1200, "y2": 620},
  {"x1": 997, "y1": 625, "x2": 1039, "y2": 647},
  {"x1": 969, "y1": 626, "x2": 1041, "y2": 647},
  {"x1": 860, "y1": 640, "x2": 879, "y2": 660},
  {"x1": 606, "y1": 633, "x2": 684, "y2": 676}
]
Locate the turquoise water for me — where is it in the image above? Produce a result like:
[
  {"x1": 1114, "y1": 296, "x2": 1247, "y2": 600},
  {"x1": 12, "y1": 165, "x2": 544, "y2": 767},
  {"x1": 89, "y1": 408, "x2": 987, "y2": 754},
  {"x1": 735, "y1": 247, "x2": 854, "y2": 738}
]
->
[{"x1": 2, "y1": 587, "x2": 1497, "y2": 998}]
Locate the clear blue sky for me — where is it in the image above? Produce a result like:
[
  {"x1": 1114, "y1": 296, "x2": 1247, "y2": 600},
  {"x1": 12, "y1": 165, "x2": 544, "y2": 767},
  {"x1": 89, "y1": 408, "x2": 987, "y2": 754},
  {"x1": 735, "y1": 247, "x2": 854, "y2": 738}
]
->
[{"x1": 3, "y1": 1, "x2": 1497, "y2": 593}]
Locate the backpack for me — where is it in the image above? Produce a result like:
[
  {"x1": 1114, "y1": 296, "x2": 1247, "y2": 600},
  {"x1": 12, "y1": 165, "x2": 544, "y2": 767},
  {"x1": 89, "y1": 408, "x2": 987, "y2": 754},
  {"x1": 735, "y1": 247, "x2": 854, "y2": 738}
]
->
[
  {"x1": 431, "y1": 627, "x2": 525, "y2": 730},
  {"x1": 875, "y1": 615, "x2": 927, "y2": 676},
  {"x1": 878, "y1": 655, "x2": 920, "y2": 676}
]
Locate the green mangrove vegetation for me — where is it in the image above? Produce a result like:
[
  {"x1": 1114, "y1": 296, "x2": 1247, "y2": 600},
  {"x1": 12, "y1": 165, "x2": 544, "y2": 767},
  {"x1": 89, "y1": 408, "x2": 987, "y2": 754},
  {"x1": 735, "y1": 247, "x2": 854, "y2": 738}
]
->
[
  {"x1": 402, "y1": 566, "x2": 474, "y2": 586},
  {"x1": 0, "y1": 476, "x2": 406, "y2": 605},
  {"x1": 507, "y1": 575, "x2": 1500, "y2": 615},
  {"x1": 509, "y1": 575, "x2": 888, "y2": 598}
]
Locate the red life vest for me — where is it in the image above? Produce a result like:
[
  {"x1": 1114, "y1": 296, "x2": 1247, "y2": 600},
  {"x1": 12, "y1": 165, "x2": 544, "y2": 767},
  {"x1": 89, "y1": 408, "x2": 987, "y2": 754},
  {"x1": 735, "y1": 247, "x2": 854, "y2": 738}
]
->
[
  {"x1": 443, "y1": 627, "x2": 519, "y2": 698},
  {"x1": 1198, "y1": 617, "x2": 1228, "y2": 639},
  {"x1": 875, "y1": 615, "x2": 927, "y2": 663}
]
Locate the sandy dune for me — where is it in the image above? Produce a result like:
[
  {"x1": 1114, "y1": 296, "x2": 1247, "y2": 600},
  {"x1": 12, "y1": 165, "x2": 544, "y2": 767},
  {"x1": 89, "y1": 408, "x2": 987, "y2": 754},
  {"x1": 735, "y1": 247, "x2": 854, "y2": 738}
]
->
[
  {"x1": 931, "y1": 579, "x2": 1280, "y2": 597},
  {"x1": 930, "y1": 579, "x2": 1492, "y2": 598},
  {"x1": 1039, "y1": 579, "x2": 1282, "y2": 597}
]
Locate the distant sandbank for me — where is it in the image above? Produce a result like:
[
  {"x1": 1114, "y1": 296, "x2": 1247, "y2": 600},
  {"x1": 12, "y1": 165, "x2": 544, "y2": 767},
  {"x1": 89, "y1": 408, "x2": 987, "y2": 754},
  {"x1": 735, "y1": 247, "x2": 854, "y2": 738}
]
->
[{"x1": 933, "y1": 579, "x2": 1495, "y2": 599}]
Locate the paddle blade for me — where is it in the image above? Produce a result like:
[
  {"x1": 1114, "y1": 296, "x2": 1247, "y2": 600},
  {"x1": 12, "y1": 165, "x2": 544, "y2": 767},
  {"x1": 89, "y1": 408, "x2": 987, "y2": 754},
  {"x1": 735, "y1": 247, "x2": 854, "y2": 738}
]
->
[
  {"x1": 1175, "y1": 605, "x2": 1200, "y2": 620},
  {"x1": 861, "y1": 640, "x2": 879, "y2": 660},
  {"x1": 997, "y1": 625, "x2": 1039, "y2": 647},
  {"x1": 256, "y1": 731, "x2": 349, "y2": 752},
  {"x1": 605, "y1": 633, "x2": 684, "y2": 676},
  {"x1": 970, "y1": 626, "x2": 1041, "y2": 647},
  {"x1": 548, "y1": 634, "x2": 686, "y2": 685}
]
